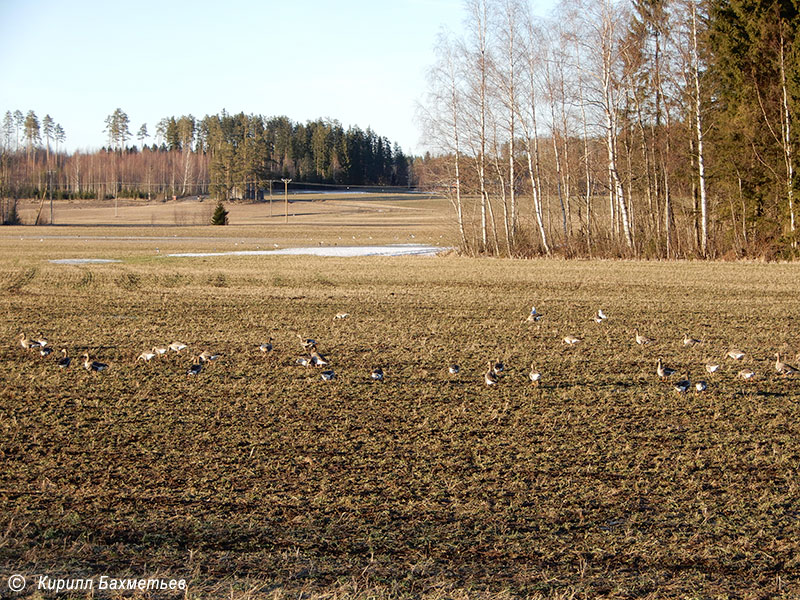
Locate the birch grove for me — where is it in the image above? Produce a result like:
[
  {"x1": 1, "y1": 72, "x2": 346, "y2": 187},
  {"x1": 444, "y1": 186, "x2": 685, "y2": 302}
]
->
[{"x1": 420, "y1": 0, "x2": 800, "y2": 259}]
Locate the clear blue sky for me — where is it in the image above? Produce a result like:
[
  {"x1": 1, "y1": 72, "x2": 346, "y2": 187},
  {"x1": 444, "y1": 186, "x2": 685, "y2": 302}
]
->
[{"x1": 0, "y1": 0, "x2": 556, "y2": 155}]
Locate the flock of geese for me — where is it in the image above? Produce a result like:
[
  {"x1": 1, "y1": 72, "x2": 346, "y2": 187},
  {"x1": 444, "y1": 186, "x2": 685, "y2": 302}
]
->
[
  {"x1": 519, "y1": 305, "x2": 796, "y2": 393},
  {"x1": 17, "y1": 331, "x2": 356, "y2": 382},
  {"x1": 18, "y1": 334, "x2": 229, "y2": 377},
  {"x1": 16, "y1": 304, "x2": 800, "y2": 391}
]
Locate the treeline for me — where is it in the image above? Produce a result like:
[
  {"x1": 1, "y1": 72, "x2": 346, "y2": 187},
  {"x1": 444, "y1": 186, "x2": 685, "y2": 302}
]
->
[
  {"x1": 0, "y1": 110, "x2": 413, "y2": 218},
  {"x1": 200, "y1": 112, "x2": 412, "y2": 199},
  {"x1": 419, "y1": 0, "x2": 799, "y2": 259}
]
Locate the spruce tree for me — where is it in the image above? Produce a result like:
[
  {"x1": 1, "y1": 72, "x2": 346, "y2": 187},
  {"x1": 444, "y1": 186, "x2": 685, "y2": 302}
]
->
[{"x1": 211, "y1": 201, "x2": 228, "y2": 225}]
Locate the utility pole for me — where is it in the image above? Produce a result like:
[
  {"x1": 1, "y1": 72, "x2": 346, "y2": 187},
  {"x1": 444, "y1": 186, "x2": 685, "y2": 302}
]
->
[
  {"x1": 48, "y1": 170, "x2": 54, "y2": 225},
  {"x1": 281, "y1": 178, "x2": 292, "y2": 224}
]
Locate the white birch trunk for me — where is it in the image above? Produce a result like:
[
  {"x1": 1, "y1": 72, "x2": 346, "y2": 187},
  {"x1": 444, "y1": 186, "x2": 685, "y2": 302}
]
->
[
  {"x1": 691, "y1": 1, "x2": 709, "y2": 256},
  {"x1": 602, "y1": 52, "x2": 632, "y2": 249},
  {"x1": 779, "y1": 26, "x2": 796, "y2": 248}
]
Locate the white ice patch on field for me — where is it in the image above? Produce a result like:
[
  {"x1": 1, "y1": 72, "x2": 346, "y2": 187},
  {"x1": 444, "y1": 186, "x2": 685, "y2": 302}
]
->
[
  {"x1": 168, "y1": 244, "x2": 445, "y2": 258},
  {"x1": 50, "y1": 258, "x2": 122, "y2": 264}
]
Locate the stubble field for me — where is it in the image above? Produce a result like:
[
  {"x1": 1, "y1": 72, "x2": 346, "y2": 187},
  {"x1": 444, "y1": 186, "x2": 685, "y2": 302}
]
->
[{"x1": 1, "y1": 195, "x2": 799, "y2": 599}]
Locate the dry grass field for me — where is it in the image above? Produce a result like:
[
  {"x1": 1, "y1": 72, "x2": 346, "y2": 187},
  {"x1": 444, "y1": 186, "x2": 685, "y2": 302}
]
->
[
  {"x1": 1, "y1": 194, "x2": 799, "y2": 599},
  {"x1": 14, "y1": 192, "x2": 454, "y2": 246}
]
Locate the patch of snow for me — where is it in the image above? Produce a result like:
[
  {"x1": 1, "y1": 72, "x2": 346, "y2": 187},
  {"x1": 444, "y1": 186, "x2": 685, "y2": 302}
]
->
[
  {"x1": 290, "y1": 190, "x2": 371, "y2": 195},
  {"x1": 50, "y1": 258, "x2": 122, "y2": 264},
  {"x1": 168, "y1": 244, "x2": 446, "y2": 258}
]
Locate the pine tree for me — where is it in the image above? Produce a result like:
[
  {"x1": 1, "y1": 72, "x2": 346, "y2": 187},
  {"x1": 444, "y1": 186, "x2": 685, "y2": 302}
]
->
[
  {"x1": 42, "y1": 114, "x2": 55, "y2": 162},
  {"x1": 104, "y1": 108, "x2": 131, "y2": 150},
  {"x1": 23, "y1": 110, "x2": 40, "y2": 156},
  {"x1": 13, "y1": 110, "x2": 23, "y2": 150},
  {"x1": 1, "y1": 112, "x2": 13, "y2": 151},
  {"x1": 137, "y1": 123, "x2": 149, "y2": 149}
]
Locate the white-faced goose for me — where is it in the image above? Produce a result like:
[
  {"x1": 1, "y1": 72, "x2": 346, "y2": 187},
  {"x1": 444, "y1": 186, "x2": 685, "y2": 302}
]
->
[
  {"x1": 83, "y1": 353, "x2": 108, "y2": 372},
  {"x1": 528, "y1": 364, "x2": 541, "y2": 386},
  {"x1": 634, "y1": 329, "x2": 653, "y2": 345},
  {"x1": 484, "y1": 362, "x2": 498, "y2": 386},
  {"x1": 18, "y1": 333, "x2": 41, "y2": 350},
  {"x1": 657, "y1": 358, "x2": 676, "y2": 379},
  {"x1": 775, "y1": 353, "x2": 798, "y2": 375}
]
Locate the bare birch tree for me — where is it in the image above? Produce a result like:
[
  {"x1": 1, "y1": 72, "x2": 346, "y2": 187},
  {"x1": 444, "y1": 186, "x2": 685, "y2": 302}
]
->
[
  {"x1": 778, "y1": 22, "x2": 796, "y2": 249},
  {"x1": 520, "y1": 10, "x2": 550, "y2": 253},
  {"x1": 462, "y1": 0, "x2": 492, "y2": 251},
  {"x1": 492, "y1": 0, "x2": 523, "y2": 247},
  {"x1": 425, "y1": 34, "x2": 469, "y2": 250},
  {"x1": 689, "y1": 0, "x2": 709, "y2": 256}
]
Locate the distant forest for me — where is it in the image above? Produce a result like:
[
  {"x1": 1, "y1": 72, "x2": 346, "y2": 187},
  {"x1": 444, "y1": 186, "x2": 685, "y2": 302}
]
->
[{"x1": 0, "y1": 109, "x2": 414, "y2": 213}]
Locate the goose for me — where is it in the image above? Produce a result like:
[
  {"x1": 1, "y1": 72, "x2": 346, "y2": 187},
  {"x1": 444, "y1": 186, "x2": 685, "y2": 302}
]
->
[
  {"x1": 297, "y1": 335, "x2": 317, "y2": 350},
  {"x1": 775, "y1": 353, "x2": 798, "y2": 375},
  {"x1": 198, "y1": 350, "x2": 221, "y2": 362},
  {"x1": 57, "y1": 349, "x2": 71, "y2": 369},
  {"x1": 187, "y1": 358, "x2": 202, "y2": 376},
  {"x1": 683, "y1": 334, "x2": 701, "y2": 347},
  {"x1": 18, "y1": 333, "x2": 41, "y2": 350},
  {"x1": 334, "y1": 312, "x2": 350, "y2": 320},
  {"x1": 695, "y1": 379, "x2": 708, "y2": 392},
  {"x1": 562, "y1": 335, "x2": 582, "y2": 346},
  {"x1": 137, "y1": 351, "x2": 156, "y2": 361},
  {"x1": 674, "y1": 372, "x2": 691, "y2": 393},
  {"x1": 705, "y1": 363, "x2": 721, "y2": 374},
  {"x1": 727, "y1": 349, "x2": 746, "y2": 360},
  {"x1": 448, "y1": 364, "x2": 460, "y2": 375},
  {"x1": 528, "y1": 364, "x2": 541, "y2": 386},
  {"x1": 82, "y1": 353, "x2": 108, "y2": 372},
  {"x1": 526, "y1": 306, "x2": 542, "y2": 322},
  {"x1": 169, "y1": 342, "x2": 187, "y2": 352},
  {"x1": 152, "y1": 346, "x2": 168, "y2": 355},
  {"x1": 310, "y1": 348, "x2": 328, "y2": 367},
  {"x1": 35, "y1": 337, "x2": 48, "y2": 348},
  {"x1": 657, "y1": 357, "x2": 676, "y2": 379},
  {"x1": 597, "y1": 309, "x2": 609, "y2": 320},
  {"x1": 259, "y1": 339, "x2": 273, "y2": 353},
  {"x1": 493, "y1": 361, "x2": 505, "y2": 375},
  {"x1": 39, "y1": 347, "x2": 53, "y2": 357},
  {"x1": 296, "y1": 357, "x2": 310, "y2": 367},
  {"x1": 738, "y1": 368, "x2": 755, "y2": 380},
  {"x1": 484, "y1": 362, "x2": 499, "y2": 386},
  {"x1": 634, "y1": 329, "x2": 653, "y2": 345},
  {"x1": 321, "y1": 370, "x2": 336, "y2": 381},
  {"x1": 371, "y1": 367, "x2": 384, "y2": 381}
]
